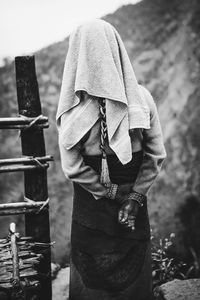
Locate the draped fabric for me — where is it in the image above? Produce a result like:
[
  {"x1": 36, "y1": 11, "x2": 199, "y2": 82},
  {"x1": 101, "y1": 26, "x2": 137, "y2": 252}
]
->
[
  {"x1": 56, "y1": 20, "x2": 150, "y2": 164},
  {"x1": 69, "y1": 153, "x2": 152, "y2": 300}
]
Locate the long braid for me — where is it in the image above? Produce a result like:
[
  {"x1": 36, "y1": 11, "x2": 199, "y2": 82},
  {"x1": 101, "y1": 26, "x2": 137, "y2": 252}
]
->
[
  {"x1": 99, "y1": 98, "x2": 111, "y2": 186},
  {"x1": 99, "y1": 98, "x2": 107, "y2": 158},
  {"x1": 99, "y1": 98, "x2": 118, "y2": 198}
]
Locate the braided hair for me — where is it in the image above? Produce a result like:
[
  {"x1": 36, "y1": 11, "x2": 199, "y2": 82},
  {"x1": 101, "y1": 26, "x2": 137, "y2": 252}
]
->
[{"x1": 98, "y1": 98, "x2": 111, "y2": 186}]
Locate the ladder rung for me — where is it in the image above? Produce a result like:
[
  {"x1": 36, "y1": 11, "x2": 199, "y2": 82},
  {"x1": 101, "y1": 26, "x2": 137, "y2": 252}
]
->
[
  {"x1": 0, "y1": 116, "x2": 49, "y2": 129},
  {"x1": 0, "y1": 163, "x2": 49, "y2": 173},
  {"x1": 0, "y1": 208, "x2": 48, "y2": 216},
  {"x1": 0, "y1": 201, "x2": 49, "y2": 216},
  {"x1": 0, "y1": 116, "x2": 48, "y2": 124},
  {"x1": 0, "y1": 123, "x2": 49, "y2": 130},
  {"x1": 0, "y1": 155, "x2": 53, "y2": 165}
]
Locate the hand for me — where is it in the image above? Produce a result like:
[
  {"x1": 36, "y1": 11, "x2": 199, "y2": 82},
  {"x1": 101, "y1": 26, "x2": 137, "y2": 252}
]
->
[
  {"x1": 115, "y1": 183, "x2": 133, "y2": 204},
  {"x1": 118, "y1": 199, "x2": 140, "y2": 230}
]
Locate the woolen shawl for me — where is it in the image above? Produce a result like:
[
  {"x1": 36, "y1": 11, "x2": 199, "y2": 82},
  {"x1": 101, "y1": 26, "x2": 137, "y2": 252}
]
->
[{"x1": 56, "y1": 19, "x2": 150, "y2": 164}]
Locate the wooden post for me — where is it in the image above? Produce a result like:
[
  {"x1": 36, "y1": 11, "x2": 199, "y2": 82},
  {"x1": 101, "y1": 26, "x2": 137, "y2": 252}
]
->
[
  {"x1": 15, "y1": 56, "x2": 52, "y2": 300},
  {"x1": 10, "y1": 223, "x2": 20, "y2": 284}
]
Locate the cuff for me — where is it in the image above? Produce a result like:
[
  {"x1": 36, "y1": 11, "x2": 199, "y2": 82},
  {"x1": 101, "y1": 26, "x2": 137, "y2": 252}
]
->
[{"x1": 127, "y1": 191, "x2": 146, "y2": 207}]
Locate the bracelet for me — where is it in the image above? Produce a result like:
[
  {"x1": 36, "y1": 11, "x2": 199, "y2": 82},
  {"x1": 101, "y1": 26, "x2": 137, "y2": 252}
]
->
[
  {"x1": 127, "y1": 191, "x2": 146, "y2": 207},
  {"x1": 106, "y1": 183, "x2": 118, "y2": 200}
]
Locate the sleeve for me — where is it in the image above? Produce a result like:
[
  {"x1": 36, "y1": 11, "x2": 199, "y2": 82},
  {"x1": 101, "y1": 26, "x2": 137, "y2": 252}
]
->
[
  {"x1": 131, "y1": 91, "x2": 167, "y2": 196},
  {"x1": 58, "y1": 121, "x2": 108, "y2": 201}
]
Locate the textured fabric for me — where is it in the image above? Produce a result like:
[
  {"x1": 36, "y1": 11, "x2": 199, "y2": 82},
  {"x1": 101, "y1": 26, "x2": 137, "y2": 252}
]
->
[
  {"x1": 69, "y1": 154, "x2": 152, "y2": 300},
  {"x1": 71, "y1": 240, "x2": 147, "y2": 291},
  {"x1": 70, "y1": 242, "x2": 152, "y2": 300},
  {"x1": 72, "y1": 153, "x2": 150, "y2": 240},
  {"x1": 56, "y1": 19, "x2": 150, "y2": 164},
  {"x1": 58, "y1": 87, "x2": 166, "y2": 199}
]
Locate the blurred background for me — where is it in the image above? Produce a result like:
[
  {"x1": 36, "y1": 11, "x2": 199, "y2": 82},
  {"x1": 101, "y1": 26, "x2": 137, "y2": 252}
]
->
[{"x1": 0, "y1": 0, "x2": 200, "y2": 271}]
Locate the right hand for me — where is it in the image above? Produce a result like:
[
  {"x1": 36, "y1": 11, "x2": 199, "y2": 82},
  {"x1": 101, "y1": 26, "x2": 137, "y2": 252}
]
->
[{"x1": 118, "y1": 199, "x2": 140, "y2": 230}]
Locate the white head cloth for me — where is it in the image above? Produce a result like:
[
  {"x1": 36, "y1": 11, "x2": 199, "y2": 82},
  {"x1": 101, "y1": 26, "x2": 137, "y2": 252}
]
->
[{"x1": 56, "y1": 19, "x2": 150, "y2": 164}]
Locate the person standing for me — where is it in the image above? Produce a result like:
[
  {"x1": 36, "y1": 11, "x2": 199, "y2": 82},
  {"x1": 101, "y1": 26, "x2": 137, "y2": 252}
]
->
[{"x1": 56, "y1": 19, "x2": 166, "y2": 300}]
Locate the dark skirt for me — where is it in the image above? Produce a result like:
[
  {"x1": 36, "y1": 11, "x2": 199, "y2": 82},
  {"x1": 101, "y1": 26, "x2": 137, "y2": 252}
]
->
[{"x1": 69, "y1": 152, "x2": 152, "y2": 300}]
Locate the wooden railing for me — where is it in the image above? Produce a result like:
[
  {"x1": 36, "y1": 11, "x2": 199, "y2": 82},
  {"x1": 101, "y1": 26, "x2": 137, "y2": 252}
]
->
[{"x1": 0, "y1": 56, "x2": 52, "y2": 299}]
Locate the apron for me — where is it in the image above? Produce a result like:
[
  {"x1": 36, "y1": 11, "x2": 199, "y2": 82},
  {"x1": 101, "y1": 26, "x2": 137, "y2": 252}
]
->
[{"x1": 70, "y1": 151, "x2": 152, "y2": 300}]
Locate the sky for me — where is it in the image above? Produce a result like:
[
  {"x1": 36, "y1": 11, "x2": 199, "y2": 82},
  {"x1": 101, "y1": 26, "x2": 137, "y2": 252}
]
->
[{"x1": 0, "y1": 0, "x2": 141, "y2": 65}]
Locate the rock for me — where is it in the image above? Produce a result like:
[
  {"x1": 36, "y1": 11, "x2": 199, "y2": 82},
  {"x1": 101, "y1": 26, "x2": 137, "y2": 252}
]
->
[
  {"x1": 52, "y1": 267, "x2": 70, "y2": 300},
  {"x1": 154, "y1": 279, "x2": 200, "y2": 300}
]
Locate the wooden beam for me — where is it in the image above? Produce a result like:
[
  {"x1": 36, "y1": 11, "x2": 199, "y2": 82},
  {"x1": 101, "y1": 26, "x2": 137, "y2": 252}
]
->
[
  {"x1": 10, "y1": 223, "x2": 20, "y2": 284},
  {"x1": 0, "y1": 208, "x2": 48, "y2": 216},
  {"x1": 0, "y1": 124, "x2": 49, "y2": 130},
  {"x1": 15, "y1": 56, "x2": 52, "y2": 300},
  {"x1": 0, "y1": 164, "x2": 49, "y2": 173},
  {"x1": 0, "y1": 116, "x2": 49, "y2": 129},
  {"x1": 0, "y1": 116, "x2": 48, "y2": 124},
  {"x1": 0, "y1": 202, "x2": 48, "y2": 209},
  {"x1": 0, "y1": 155, "x2": 53, "y2": 165},
  {"x1": 0, "y1": 201, "x2": 49, "y2": 216}
]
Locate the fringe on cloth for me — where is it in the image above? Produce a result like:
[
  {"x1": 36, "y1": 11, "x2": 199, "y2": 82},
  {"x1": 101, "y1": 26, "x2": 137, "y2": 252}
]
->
[{"x1": 100, "y1": 156, "x2": 111, "y2": 187}]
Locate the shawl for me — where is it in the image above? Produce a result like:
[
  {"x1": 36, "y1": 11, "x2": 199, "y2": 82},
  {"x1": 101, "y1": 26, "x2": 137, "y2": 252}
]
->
[{"x1": 56, "y1": 19, "x2": 150, "y2": 164}]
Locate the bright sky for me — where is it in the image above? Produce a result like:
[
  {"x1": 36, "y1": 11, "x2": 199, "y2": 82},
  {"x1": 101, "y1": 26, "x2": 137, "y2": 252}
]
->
[{"x1": 0, "y1": 0, "x2": 141, "y2": 65}]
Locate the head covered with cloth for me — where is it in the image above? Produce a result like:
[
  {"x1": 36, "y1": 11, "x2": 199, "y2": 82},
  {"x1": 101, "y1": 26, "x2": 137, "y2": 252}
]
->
[
  {"x1": 57, "y1": 19, "x2": 166, "y2": 300},
  {"x1": 56, "y1": 19, "x2": 150, "y2": 165}
]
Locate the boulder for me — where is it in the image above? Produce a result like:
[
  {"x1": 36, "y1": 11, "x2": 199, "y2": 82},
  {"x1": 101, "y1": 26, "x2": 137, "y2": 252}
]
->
[
  {"x1": 52, "y1": 267, "x2": 70, "y2": 300},
  {"x1": 154, "y1": 279, "x2": 200, "y2": 300}
]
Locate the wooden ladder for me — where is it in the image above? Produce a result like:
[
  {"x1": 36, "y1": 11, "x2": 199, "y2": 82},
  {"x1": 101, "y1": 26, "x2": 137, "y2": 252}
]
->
[{"x1": 0, "y1": 56, "x2": 52, "y2": 300}]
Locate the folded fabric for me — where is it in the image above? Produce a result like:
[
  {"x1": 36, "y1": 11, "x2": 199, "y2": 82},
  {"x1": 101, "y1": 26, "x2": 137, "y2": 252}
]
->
[{"x1": 56, "y1": 19, "x2": 150, "y2": 164}]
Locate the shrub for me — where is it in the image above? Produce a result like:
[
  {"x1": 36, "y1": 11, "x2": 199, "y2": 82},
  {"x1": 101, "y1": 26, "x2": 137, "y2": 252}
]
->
[{"x1": 151, "y1": 233, "x2": 200, "y2": 288}]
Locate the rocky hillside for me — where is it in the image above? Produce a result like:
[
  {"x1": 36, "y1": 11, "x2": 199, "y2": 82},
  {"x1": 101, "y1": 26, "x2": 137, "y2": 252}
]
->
[{"x1": 0, "y1": 0, "x2": 200, "y2": 264}]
